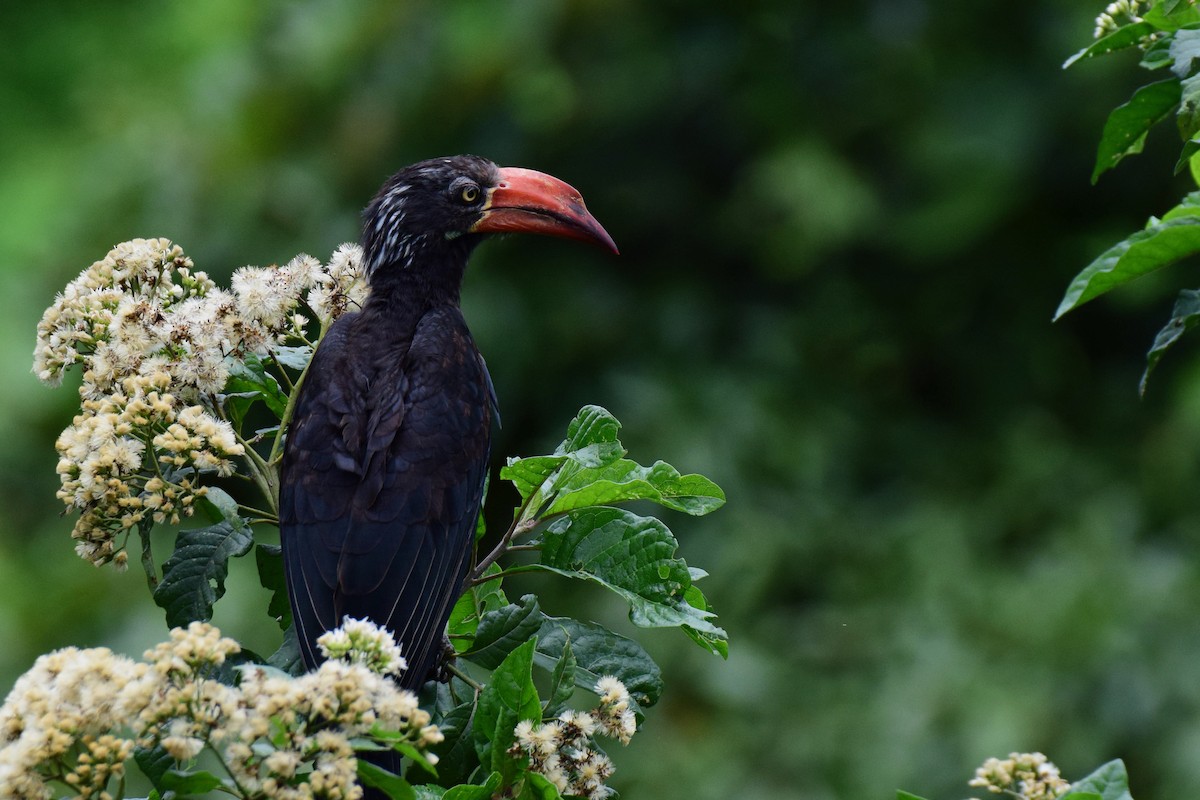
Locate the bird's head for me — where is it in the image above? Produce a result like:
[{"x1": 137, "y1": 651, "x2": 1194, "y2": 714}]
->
[{"x1": 361, "y1": 155, "x2": 617, "y2": 284}]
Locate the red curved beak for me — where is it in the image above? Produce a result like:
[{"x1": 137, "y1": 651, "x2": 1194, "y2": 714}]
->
[{"x1": 470, "y1": 167, "x2": 619, "y2": 254}]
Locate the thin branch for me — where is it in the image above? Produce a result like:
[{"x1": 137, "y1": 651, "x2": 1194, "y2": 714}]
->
[
  {"x1": 467, "y1": 565, "x2": 540, "y2": 587},
  {"x1": 469, "y1": 500, "x2": 536, "y2": 584},
  {"x1": 445, "y1": 662, "x2": 483, "y2": 692}
]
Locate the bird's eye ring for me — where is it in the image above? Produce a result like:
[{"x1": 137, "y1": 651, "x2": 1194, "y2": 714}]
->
[{"x1": 458, "y1": 183, "x2": 480, "y2": 204}]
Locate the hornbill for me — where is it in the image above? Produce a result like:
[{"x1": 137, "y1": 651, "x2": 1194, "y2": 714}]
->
[{"x1": 279, "y1": 155, "x2": 617, "y2": 695}]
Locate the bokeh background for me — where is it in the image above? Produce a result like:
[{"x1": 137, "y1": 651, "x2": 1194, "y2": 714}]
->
[{"x1": 4, "y1": 1, "x2": 1200, "y2": 797}]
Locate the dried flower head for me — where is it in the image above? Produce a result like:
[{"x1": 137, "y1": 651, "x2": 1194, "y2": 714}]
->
[
  {"x1": 36, "y1": 240, "x2": 367, "y2": 567},
  {"x1": 509, "y1": 675, "x2": 636, "y2": 800},
  {"x1": 0, "y1": 621, "x2": 437, "y2": 800},
  {"x1": 318, "y1": 616, "x2": 408, "y2": 676},
  {"x1": 969, "y1": 752, "x2": 1071, "y2": 800}
]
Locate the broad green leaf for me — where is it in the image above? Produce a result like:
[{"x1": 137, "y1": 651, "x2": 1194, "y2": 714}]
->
[
  {"x1": 255, "y1": 544, "x2": 292, "y2": 629},
  {"x1": 1141, "y1": 33, "x2": 1175, "y2": 69},
  {"x1": 224, "y1": 353, "x2": 288, "y2": 420},
  {"x1": 1064, "y1": 22, "x2": 1157, "y2": 68},
  {"x1": 409, "y1": 700, "x2": 476, "y2": 786},
  {"x1": 152, "y1": 519, "x2": 253, "y2": 627},
  {"x1": 682, "y1": 584, "x2": 729, "y2": 658},
  {"x1": 545, "y1": 458, "x2": 726, "y2": 516},
  {"x1": 195, "y1": 485, "x2": 241, "y2": 523},
  {"x1": 442, "y1": 774, "x2": 502, "y2": 800},
  {"x1": 543, "y1": 633, "x2": 576, "y2": 717},
  {"x1": 268, "y1": 623, "x2": 305, "y2": 675},
  {"x1": 1064, "y1": 759, "x2": 1133, "y2": 800},
  {"x1": 535, "y1": 507, "x2": 727, "y2": 642},
  {"x1": 534, "y1": 616, "x2": 664, "y2": 706},
  {"x1": 1179, "y1": 72, "x2": 1200, "y2": 140},
  {"x1": 356, "y1": 759, "x2": 416, "y2": 800},
  {"x1": 1171, "y1": 27, "x2": 1200, "y2": 76},
  {"x1": 467, "y1": 595, "x2": 543, "y2": 670},
  {"x1": 896, "y1": 792, "x2": 930, "y2": 800},
  {"x1": 365, "y1": 728, "x2": 440, "y2": 776},
  {"x1": 270, "y1": 343, "x2": 313, "y2": 371},
  {"x1": 473, "y1": 639, "x2": 541, "y2": 787},
  {"x1": 519, "y1": 772, "x2": 564, "y2": 800},
  {"x1": 1093, "y1": 79, "x2": 1181, "y2": 182},
  {"x1": 447, "y1": 563, "x2": 508, "y2": 654},
  {"x1": 558, "y1": 405, "x2": 623, "y2": 456},
  {"x1": 414, "y1": 787, "x2": 446, "y2": 800},
  {"x1": 1061, "y1": 794, "x2": 1103, "y2": 800},
  {"x1": 502, "y1": 455, "x2": 568, "y2": 502},
  {"x1": 134, "y1": 744, "x2": 173, "y2": 790},
  {"x1": 1141, "y1": 287, "x2": 1200, "y2": 392},
  {"x1": 1146, "y1": 3, "x2": 1200, "y2": 29},
  {"x1": 1054, "y1": 214, "x2": 1200, "y2": 319},
  {"x1": 159, "y1": 769, "x2": 226, "y2": 794}
]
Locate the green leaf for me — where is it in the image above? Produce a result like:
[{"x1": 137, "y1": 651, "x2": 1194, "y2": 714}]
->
[
  {"x1": 467, "y1": 595, "x2": 544, "y2": 670},
  {"x1": 152, "y1": 518, "x2": 254, "y2": 627},
  {"x1": 534, "y1": 616, "x2": 664, "y2": 706},
  {"x1": 1064, "y1": 22, "x2": 1157, "y2": 68},
  {"x1": 356, "y1": 759, "x2": 416, "y2": 800},
  {"x1": 413, "y1": 787, "x2": 446, "y2": 800},
  {"x1": 558, "y1": 405, "x2": 624, "y2": 457},
  {"x1": 1145, "y1": 3, "x2": 1200, "y2": 29},
  {"x1": 1141, "y1": 287, "x2": 1200, "y2": 392},
  {"x1": 269, "y1": 343, "x2": 313, "y2": 371},
  {"x1": 1141, "y1": 33, "x2": 1175, "y2": 69},
  {"x1": 255, "y1": 544, "x2": 292, "y2": 629},
  {"x1": 159, "y1": 768, "x2": 226, "y2": 794},
  {"x1": 895, "y1": 792, "x2": 930, "y2": 800},
  {"x1": 545, "y1": 458, "x2": 725, "y2": 516},
  {"x1": 134, "y1": 744, "x2": 173, "y2": 790},
  {"x1": 268, "y1": 623, "x2": 305, "y2": 675},
  {"x1": 535, "y1": 506, "x2": 726, "y2": 643},
  {"x1": 1171, "y1": 27, "x2": 1200, "y2": 77},
  {"x1": 441, "y1": 773, "x2": 502, "y2": 800},
  {"x1": 519, "y1": 772, "x2": 564, "y2": 800},
  {"x1": 447, "y1": 563, "x2": 508, "y2": 654},
  {"x1": 681, "y1": 584, "x2": 729, "y2": 658},
  {"x1": 1065, "y1": 759, "x2": 1133, "y2": 800},
  {"x1": 1093, "y1": 79, "x2": 1181, "y2": 182},
  {"x1": 473, "y1": 639, "x2": 541, "y2": 787},
  {"x1": 1054, "y1": 214, "x2": 1200, "y2": 319},
  {"x1": 409, "y1": 699, "x2": 476, "y2": 786},
  {"x1": 543, "y1": 633, "x2": 576, "y2": 717},
  {"x1": 1179, "y1": 72, "x2": 1200, "y2": 140},
  {"x1": 223, "y1": 353, "x2": 288, "y2": 421}
]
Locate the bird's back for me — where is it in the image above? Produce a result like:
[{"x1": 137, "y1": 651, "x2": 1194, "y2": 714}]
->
[{"x1": 279, "y1": 304, "x2": 492, "y2": 690}]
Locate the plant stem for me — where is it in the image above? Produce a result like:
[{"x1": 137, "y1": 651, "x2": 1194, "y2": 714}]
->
[
  {"x1": 268, "y1": 327, "x2": 327, "y2": 469},
  {"x1": 467, "y1": 565, "x2": 538, "y2": 587},
  {"x1": 445, "y1": 662, "x2": 483, "y2": 692},
  {"x1": 469, "y1": 499, "x2": 536, "y2": 584}
]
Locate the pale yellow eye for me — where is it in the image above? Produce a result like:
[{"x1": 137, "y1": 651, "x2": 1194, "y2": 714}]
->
[{"x1": 459, "y1": 184, "x2": 480, "y2": 204}]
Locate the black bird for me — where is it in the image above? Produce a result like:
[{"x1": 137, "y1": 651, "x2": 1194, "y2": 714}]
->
[{"x1": 279, "y1": 155, "x2": 616, "y2": 693}]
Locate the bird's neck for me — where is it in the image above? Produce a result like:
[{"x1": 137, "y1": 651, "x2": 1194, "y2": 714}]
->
[{"x1": 363, "y1": 249, "x2": 471, "y2": 322}]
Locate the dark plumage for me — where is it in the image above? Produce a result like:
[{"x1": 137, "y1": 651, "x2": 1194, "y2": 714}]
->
[{"x1": 279, "y1": 155, "x2": 616, "y2": 697}]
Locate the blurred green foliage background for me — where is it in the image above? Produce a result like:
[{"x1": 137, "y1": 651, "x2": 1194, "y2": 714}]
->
[{"x1": 4, "y1": 1, "x2": 1200, "y2": 797}]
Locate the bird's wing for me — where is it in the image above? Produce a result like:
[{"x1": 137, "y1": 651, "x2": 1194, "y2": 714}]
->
[{"x1": 279, "y1": 309, "x2": 491, "y2": 689}]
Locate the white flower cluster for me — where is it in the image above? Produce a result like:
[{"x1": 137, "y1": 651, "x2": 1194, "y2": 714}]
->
[
  {"x1": 317, "y1": 616, "x2": 408, "y2": 677},
  {"x1": 969, "y1": 752, "x2": 1071, "y2": 800},
  {"x1": 34, "y1": 238, "x2": 368, "y2": 566},
  {"x1": 1093, "y1": 0, "x2": 1148, "y2": 38},
  {"x1": 0, "y1": 621, "x2": 437, "y2": 800},
  {"x1": 510, "y1": 676, "x2": 638, "y2": 800}
]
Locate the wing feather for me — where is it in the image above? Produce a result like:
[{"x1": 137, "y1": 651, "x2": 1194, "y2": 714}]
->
[{"x1": 280, "y1": 307, "x2": 491, "y2": 690}]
